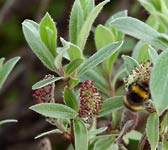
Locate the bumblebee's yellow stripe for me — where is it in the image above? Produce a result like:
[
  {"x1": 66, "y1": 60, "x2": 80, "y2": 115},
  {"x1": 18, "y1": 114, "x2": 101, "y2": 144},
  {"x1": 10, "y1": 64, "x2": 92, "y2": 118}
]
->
[
  {"x1": 124, "y1": 96, "x2": 142, "y2": 111},
  {"x1": 132, "y1": 85, "x2": 148, "y2": 99}
]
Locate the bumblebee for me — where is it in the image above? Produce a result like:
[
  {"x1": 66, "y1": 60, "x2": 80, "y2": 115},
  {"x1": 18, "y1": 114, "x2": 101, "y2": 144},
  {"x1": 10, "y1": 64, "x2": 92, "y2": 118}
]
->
[{"x1": 124, "y1": 81, "x2": 150, "y2": 111}]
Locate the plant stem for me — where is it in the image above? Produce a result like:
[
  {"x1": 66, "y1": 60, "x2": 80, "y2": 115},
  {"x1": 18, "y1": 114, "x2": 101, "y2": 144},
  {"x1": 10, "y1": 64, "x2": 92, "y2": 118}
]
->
[{"x1": 70, "y1": 119, "x2": 75, "y2": 149}]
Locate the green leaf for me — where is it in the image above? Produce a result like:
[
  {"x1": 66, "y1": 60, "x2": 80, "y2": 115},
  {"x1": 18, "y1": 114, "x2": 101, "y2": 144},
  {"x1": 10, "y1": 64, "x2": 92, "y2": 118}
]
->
[
  {"x1": 54, "y1": 44, "x2": 69, "y2": 70},
  {"x1": 0, "y1": 57, "x2": 5, "y2": 70},
  {"x1": 139, "y1": 0, "x2": 168, "y2": 29},
  {"x1": 22, "y1": 20, "x2": 55, "y2": 71},
  {"x1": 88, "y1": 140, "x2": 97, "y2": 150},
  {"x1": 105, "y1": 10, "x2": 128, "y2": 26},
  {"x1": 95, "y1": 25, "x2": 114, "y2": 50},
  {"x1": 150, "y1": 0, "x2": 161, "y2": 11},
  {"x1": 148, "y1": 46, "x2": 158, "y2": 65},
  {"x1": 157, "y1": 13, "x2": 168, "y2": 31},
  {"x1": 74, "y1": 119, "x2": 88, "y2": 150},
  {"x1": 132, "y1": 41, "x2": 145, "y2": 59},
  {"x1": 160, "y1": 0, "x2": 168, "y2": 16},
  {"x1": 67, "y1": 43, "x2": 83, "y2": 61},
  {"x1": 111, "y1": 111, "x2": 119, "y2": 129},
  {"x1": 146, "y1": 113, "x2": 159, "y2": 150},
  {"x1": 61, "y1": 38, "x2": 83, "y2": 61},
  {"x1": 94, "y1": 11, "x2": 127, "y2": 76},
  {"x1": 94, "y1": 134, "x2": 116, "y2": 150},
  {"x1": 146, "y1": 15, "x2": 165, "y2": 33},
  {"x1": 29, "y1": 103, "x2": 76, "y2": 119},
  {"x1": 35, "y1": 129, "x2": 62, "y2": 139},
  {"x1": 0, "y1": 119, "x2": 18, "y2": 126},
  {"x1": 137, "y1": 44, "x2": 150, "y2": 63},
  {"x1": 123, "y1": 130, "x2": 142, "y2": 144},
  {"x1": 0, "y1": 57, "x2": 20, "y2": 88},
  {"x1": 160, "y1": 113, "x2": 168, "y2": 135},
  {"x1": 103, "y1": 50, "x2": 120, "y2": 76},
  {"x1": 39, "y1": 12, "x2": 57, "y2": 57},
  {"x1": 109, "y1": 16, "x2": 168, "y2": 50},
  {"x1": 66, "y1": 59, "x2": 83, "y2": 77},
  {"x1": 108, "y1": 144, "x2": 119, "y2": 150},
  {"x1": 69, "y1": 0, "x2": 84, "y2": 44},
  {"x1": 95, "y1": 25, "x2": 121, "y2": 75},
  {"x1": 69, "y1": 78, "x2": 80, "y2": 88},
  {"x1": 98, "y1": 96, "x2": 123, "y2": 117},
  {"x1": 90, "y1": 126, "x2": 107, "y2": 136},
  {"x1": 146, "y1": 15, "x2": 163, "y2": 32},
  {"x1": 139, "y1": 0, "x2": 156, "y2": 14},
  {"x1": 150, "y1": 50, "x2": 168, "y2": 115},
  {"x1": 32, "y1": 76, "x2": 63, "y2": 90},
  {"x1": 56, "y1": 47, "x2": 69, "y2": 60},
  {"x1": 77, "y1": 0, "x2": 110, "y2": 49},
  {"x1": 63, "y1": 87, "x2": 78, "y2": 111},
  {"x1": 80, "y1": 0, "x2": 95, "y2": 20},
  {"x1": 122, "y1": 55, "x2": 140, "y2": 74},
  {"x1": 78, "y1": 41, "x2": 123, "y2": 75},
  {"x1": 132, "y1": 41, "x2": 151, "y2": 63},
  {"x1": 163, "y1": 138, "x2": 168, "y2": 150}
]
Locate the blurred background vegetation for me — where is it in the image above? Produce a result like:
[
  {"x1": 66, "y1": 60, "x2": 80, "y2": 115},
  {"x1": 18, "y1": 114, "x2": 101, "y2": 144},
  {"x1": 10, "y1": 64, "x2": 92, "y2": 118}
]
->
[{"x1": 0, "y1": 0, "x2": 148, "y2": 149}]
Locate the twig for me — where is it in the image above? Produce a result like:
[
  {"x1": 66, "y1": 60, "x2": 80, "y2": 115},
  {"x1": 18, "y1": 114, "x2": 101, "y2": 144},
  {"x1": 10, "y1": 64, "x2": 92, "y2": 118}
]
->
[{"x1": 0, "y1": 0, "x2": 16, "y2": 24}]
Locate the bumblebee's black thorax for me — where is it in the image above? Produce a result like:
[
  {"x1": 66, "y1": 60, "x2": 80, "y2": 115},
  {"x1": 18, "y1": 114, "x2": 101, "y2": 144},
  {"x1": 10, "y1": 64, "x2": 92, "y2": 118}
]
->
[{"x1": 124, "y1": 82, "x2": 150, "y2": 111}]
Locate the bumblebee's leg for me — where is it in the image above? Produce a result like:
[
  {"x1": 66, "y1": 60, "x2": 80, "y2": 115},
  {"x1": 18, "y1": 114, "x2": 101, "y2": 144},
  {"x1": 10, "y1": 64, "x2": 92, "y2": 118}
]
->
[
  {"x1": 115, "y1": 108, "x2": 139, "y2": 145},
  {"x1": 144, "y1": 99, "x2": 156, "y2": 114}
]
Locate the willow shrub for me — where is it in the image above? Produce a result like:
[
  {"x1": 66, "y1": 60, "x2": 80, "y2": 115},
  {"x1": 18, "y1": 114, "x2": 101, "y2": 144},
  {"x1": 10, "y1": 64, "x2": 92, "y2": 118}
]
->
[{"x1": 22, "y1": 0, "x2": 168, "y2": 149}]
